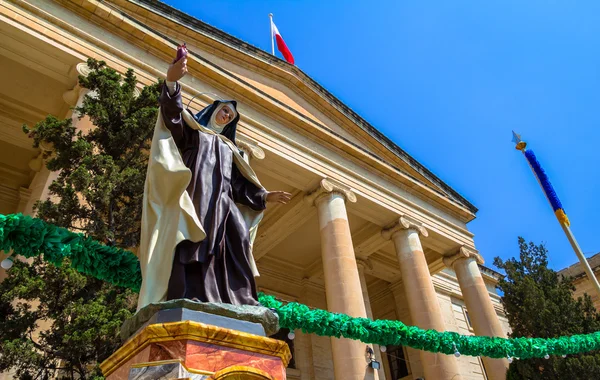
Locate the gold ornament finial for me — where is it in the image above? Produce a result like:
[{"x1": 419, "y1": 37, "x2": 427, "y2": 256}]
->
[{"x1": 512, "y1": 130, "x2": 527, "y2": 151}]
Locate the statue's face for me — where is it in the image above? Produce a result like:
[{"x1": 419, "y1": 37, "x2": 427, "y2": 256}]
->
[{"x1": 215, "y1": 105, "x2": 234, "y2": 126}]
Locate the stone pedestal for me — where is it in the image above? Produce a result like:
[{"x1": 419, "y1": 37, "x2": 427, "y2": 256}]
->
[{"x1": 101, "y1": 300, "x2": 291, "y2": 380}]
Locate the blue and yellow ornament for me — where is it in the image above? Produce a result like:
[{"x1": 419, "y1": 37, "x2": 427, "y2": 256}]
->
[{"x1": 512, "y1": 131, "x2": 570, "y2": 226}]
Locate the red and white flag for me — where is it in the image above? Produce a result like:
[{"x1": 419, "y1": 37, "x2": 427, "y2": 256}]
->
[{"x1": 270, "y1": 17, "x2": 294, "y2": 65}]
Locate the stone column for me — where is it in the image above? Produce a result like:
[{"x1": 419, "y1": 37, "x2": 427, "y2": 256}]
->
[
  {"x1": 382, "y1": 216, "x2": 462, "y2": 380},
  {"x1": 444, "y1": 247, "x2": 509, "y2": 380},
  {"x1": 357, "y1": 259, "x2": 387, "y2": 380},
  {"x1": 305, "y1": 178, "x2": 371, "y2": 380},
  {"x1": 300, "y1": 280, "x2": 334, "y2": 380},
  {"x1": 21, "y1": 63, "x2": 94, "y2": 216}
]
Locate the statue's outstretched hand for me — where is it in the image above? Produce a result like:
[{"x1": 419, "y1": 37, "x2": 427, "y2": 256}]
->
[
  {"x1": 167, "y1": 57, "x2": 187, "y2": 82},
  {"x1": 266, "y1": 191, "x2": 292, "y2": 205}
]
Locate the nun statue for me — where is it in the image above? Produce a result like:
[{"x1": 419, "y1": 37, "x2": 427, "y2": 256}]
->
[{"x1": 136, "y1": 54, "x2": 291, "y2": 311}]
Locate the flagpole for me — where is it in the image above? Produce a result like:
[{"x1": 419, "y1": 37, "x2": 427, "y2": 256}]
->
[
  {"x1": 561, "y1": 224, "x2": 600, "y2": 297},
  {"x1": 513, "y1": 131, "x2": 600, "y2": 298},
  {"x1": 269, "y1": 13, "x2": 275, "y2": 55}
]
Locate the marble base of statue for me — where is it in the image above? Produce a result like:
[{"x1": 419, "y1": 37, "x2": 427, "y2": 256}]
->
[{"x1": 100, "y1": 299, "x2": 291, "y2": 380}]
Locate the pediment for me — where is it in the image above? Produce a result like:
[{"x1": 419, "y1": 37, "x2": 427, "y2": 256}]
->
[{"x1": 54, "y1": 0, "x2": 476, "y2": 217}]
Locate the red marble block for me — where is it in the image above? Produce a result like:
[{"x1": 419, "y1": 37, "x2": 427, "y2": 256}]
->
[
  {"x1": 148, "y1": 340, "x2": 286, "y2": 379},
  {"x1": 101, "y1": 321, "x2": 291, "y2": 380}
]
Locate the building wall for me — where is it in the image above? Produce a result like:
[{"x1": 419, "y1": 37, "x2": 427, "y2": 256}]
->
[
  {"x1": 571, "y1": 276, "x2": 600, "y2": 310},
  {"x1": 558, "y1": 253, "x2": 600, "y2": 310}
]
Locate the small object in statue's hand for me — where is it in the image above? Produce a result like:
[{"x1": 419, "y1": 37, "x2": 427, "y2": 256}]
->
[{"x1": 173, "y1": 43, "x2": 188, "y2": 63}]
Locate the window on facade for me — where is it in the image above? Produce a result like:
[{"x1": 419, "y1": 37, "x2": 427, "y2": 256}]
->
[
  {"x1": 386, "y1": 345, "x2": 410, "y2": 380},
  {"x1": 270, "y1": 328, "x2": 296, "y2": 369},
  {"x1": 479, "y1": 357, "x2": 489, "y2": 380},
  {"x1": 463, "y1": 307, "x2": 474, "y2": 331}
]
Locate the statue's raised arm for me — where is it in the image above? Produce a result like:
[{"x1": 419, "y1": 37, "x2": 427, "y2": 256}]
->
[{"x1": 136, "y1": 46, "x2": 290, "y2": 311}]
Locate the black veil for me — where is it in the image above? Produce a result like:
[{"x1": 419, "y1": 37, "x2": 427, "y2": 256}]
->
[{"x1": 191, "y1": 100, "x2": 240, "y2": 145}]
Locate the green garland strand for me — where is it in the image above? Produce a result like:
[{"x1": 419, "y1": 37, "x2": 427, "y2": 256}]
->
[
  {"x1": 2, "y1": 213, "x2": 600, "y2": 359},
  {"x1": 0, "y1": 213, "x2": 141, "y2": 291},
  {"x1": 258, "y1": 293, "x2": 600, "y2": 359}
]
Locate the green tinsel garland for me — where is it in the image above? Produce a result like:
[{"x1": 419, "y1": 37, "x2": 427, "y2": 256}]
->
[
  {"x1": 2, "y1": 213, "x2": 600, "y2": 359},
  {"x1": 0, "y1": 213, "x2": 142, "y2": 292}
]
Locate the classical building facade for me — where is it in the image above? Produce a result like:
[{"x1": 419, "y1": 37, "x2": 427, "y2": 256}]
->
[
  {"x1": 0, "y1": 0, "x2": 511, "y2": 379},
  {"x1": 559, "y1": 253, "x2": 600, "y2": 310}
]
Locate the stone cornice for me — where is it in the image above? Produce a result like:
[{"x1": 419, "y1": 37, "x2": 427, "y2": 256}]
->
[
  {"x1": 381, "y1": 215, "x2": 428, "y2": 240},
  {"x1": 443, "y1": 245, "x2": 484, "y2": 268},
  {"x1": 304, "y1": 178, "x2": 357, "y2": 206},
  {"x1": 479, "y1": 264, "x2": 504, "y2": 282}
]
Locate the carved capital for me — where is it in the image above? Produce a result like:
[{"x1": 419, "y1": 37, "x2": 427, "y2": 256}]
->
[
  {"x1": 356, "y1": 258, "x2": 373, "y2": 272},
  {"x1": 28, "y1": 140, "x2": 55, "y2": 172},
  {"x1": 28, "y1": 152, "x2": 44, "y2": 172},
  {"x1": 381, "y1": 215, "x2": 428, "y2": 241},
  {"x1": 237, "y1": 135, "x2": 265, "y2": 161},
  {"x1": 63, "y1": 84, "x2": 83, "y2": 107},
  {"x1": 63, "y1": 63, "x2": 93, "y2": 106},
  {"x1": 304, "y1": 178, "x2": 357, "y2": 206},
  {"x1": 75, "y1": 62, "x2": 92, "y2": 77},
  {"x1": 443, "y1": 245, "x2": 484, "y2": 268}
]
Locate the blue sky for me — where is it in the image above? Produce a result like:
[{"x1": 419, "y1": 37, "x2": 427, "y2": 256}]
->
[{"x1": 163, "y1": 0, "x2": 600, "y2": 271}]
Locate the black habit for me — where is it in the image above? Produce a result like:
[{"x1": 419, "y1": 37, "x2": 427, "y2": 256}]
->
[{"x1": 159, "y1": 82, "x2": 266, "y2": 306}]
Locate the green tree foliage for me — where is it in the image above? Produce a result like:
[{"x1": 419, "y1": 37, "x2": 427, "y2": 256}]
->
[
  {"x1": 0, "y1": 59, "x2": 161, "y2": 379},
  {"x1": 494, "y1": 237, "x2": 600, "y2": 379}
]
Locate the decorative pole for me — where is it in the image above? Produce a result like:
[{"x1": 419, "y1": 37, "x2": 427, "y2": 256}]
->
[{"x1": 513, "y1": 131, "x2": 600, "y2": 298}]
